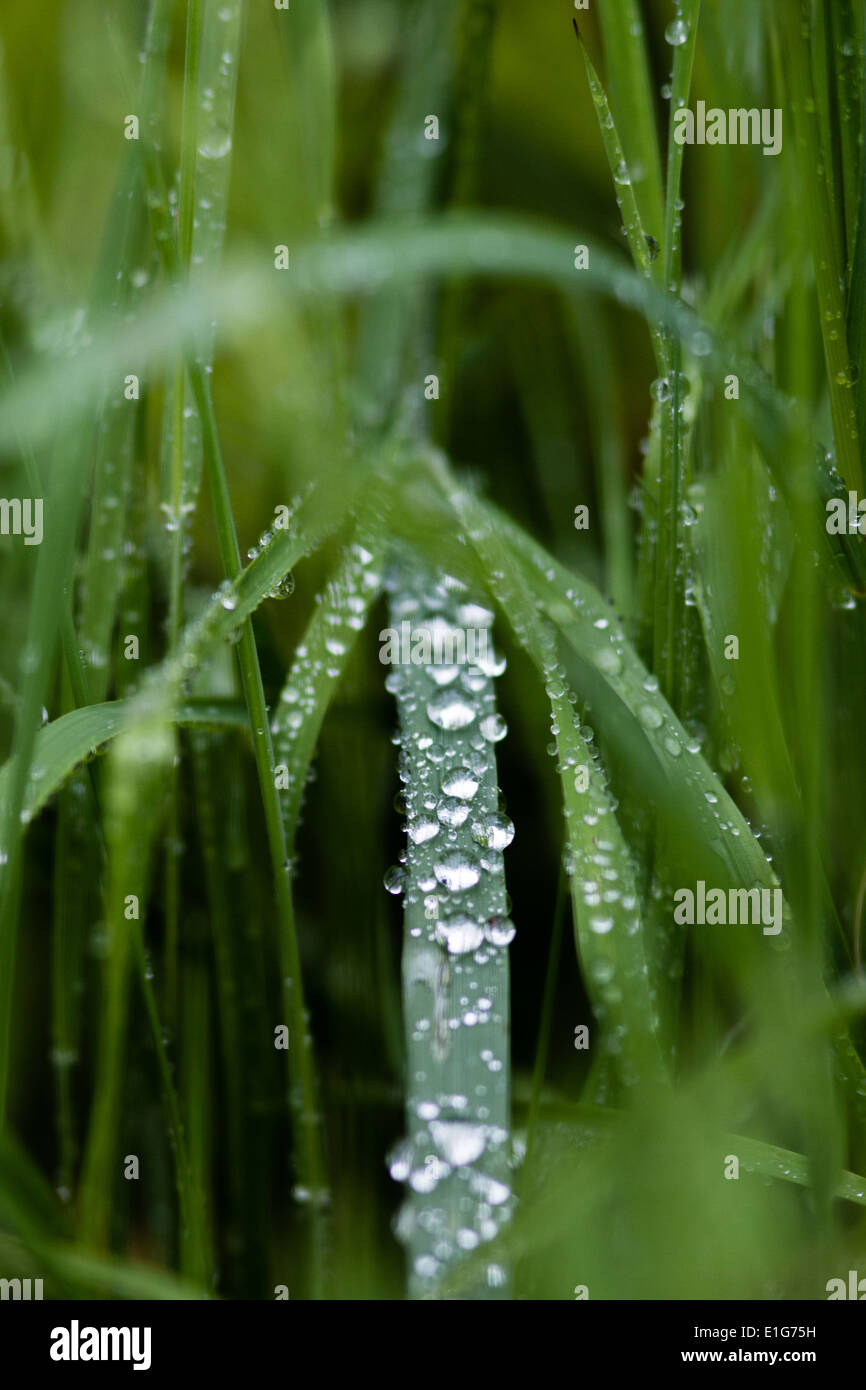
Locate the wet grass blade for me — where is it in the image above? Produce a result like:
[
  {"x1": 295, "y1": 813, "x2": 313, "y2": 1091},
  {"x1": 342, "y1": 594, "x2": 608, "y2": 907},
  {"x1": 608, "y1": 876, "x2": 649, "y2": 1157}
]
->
[
  {"x1": 385, "y1": 558, "x2": 513, "y2": 1298},
  {"x1": 0, "y1": 700, "x2": 247, "y2": 827},
  {"x1": 273, "y1": 533, "x2": 386, "y2": 851},
  {"x1": 438, "y1": 470, "x2": 669, "y2": 1092},
  {"x1": 576, "y1": 26, "x2": 660, "y2": 285},
  {"x1": 77, "y1": 705, "x2": 174, "y2": 1250},
  {"x1": 595, "y1": 0, "x2": 665, "y2": 251},
  {"x1": 776, "y1": 0, "x2": 862, "y2": 493}
]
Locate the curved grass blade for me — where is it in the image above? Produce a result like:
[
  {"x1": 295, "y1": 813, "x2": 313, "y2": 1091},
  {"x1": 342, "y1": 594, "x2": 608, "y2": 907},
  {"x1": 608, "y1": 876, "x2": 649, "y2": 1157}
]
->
[
  {"x1": 273, "y1": 535, "x2": 385, "y2": 849},
  {"x1": 486, "y1": 497, "x2": 866, "y2": 1131},
  {"x1": 490, "y1": 500, "x2": 779, "y2": 892},
  {"x1": 6, "y1": 214, "x2": 864, "y2": 589},
  {"x1": 437, "y1": 468, "x2": 669, "y2": 1091},
  {"x1": 0, "y1": 700, "x2": 248, "y2": 828},
  {"x1": 534, "y1": 1100, "x2": 866, "y2": 1208}
]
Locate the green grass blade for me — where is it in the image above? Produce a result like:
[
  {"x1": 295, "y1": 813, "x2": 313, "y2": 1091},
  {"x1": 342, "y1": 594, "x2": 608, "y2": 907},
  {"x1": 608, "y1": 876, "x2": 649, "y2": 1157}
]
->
[
  {"x1": 0, "y1": 700, "x2": 247, "y2": 828},
  {"x1": 776, "y1": 0, "x2": 862, "y2": 493},
  {"x1": 385, "y1": 557, "x2": 513, "y2": 1298},
  {"x1": 496, "y1": 504, "x2": 774, "y2": 881},
  {"x1": 77, "y1": 706, "x2": 174, "y2": 1249},
  {"x1": 273, "y1": 534, "x2": 385, "y2": 850},
  {"x1": 357, "y1": 0, "x2": 459, "y2": 429},
  {"x1": 438, "y1": 469, "x2": 669, "y2": 1091},
  {"x1": 662, "y1": 0, "x2": 700, "y2": 295},
  {"x1": 577, "y1": 26, "x2": 659, "y2": 283},
  {"x1": 595, "y1": 0, "x2": 665, "y2": 252}
]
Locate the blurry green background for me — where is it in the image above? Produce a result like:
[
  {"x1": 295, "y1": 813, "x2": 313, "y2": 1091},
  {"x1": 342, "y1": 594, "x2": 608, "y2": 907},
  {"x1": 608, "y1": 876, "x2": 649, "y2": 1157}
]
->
[{"x1": 1, "y1": 0, "x2": 866, "y2": 1301}]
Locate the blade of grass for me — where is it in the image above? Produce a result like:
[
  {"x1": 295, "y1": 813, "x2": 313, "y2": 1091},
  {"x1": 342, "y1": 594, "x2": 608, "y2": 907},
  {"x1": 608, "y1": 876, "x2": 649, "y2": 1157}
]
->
[
  {"x1": 775, "y1": 0, "x2": 862, "y2": 493},
  {"x1": 436, "y1": 466, "x2": 669, "y2": 1092},
  {"x1": 385, "y1": 557, "x2": 513, "y2": 1299},
  {"x1": 0, "y1": 699, "x2": 247, "y2": 827},
  {"x1": 357, "y1": 0, "x2": 459, "y2": 432},
  {"x1": 576, "y1": 24, "x2": 661, "y2": 288},
  {"x1": 273, "y1": 532, "x2": 386, "y2": 850},
  {"x1": 77, "y1": 705, "x2": 174, "y2": 1250},
  {"x1": 595, "y1": 0, "x2": 665, "y2": 252}
]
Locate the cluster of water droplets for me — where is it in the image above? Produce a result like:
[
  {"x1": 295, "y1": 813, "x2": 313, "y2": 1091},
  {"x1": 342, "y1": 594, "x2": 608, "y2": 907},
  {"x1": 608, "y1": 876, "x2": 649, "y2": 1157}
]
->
[
  {"x1": 193, "y1": 5, "x2": 241, "y2": 177},
  {"x1": 383, "y1": 565, "x2": 515, "y2": 1296},
  {"x1": 246, "y1": 511, "x2": 301, "y2": 601}
]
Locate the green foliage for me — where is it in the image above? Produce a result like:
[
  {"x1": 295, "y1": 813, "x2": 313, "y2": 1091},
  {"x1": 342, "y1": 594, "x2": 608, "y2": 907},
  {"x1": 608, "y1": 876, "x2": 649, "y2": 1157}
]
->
[{"x1": 1, "y1": 0, "x2": 866, "y2": 1302}]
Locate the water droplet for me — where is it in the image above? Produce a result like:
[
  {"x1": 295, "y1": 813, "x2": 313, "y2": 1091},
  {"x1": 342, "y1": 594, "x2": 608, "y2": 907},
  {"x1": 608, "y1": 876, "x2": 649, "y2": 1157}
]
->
[
  {"x1": 638, "y1": 704, "x2": 664, "y2": 730},
  {"x1": 485, "y1": 915, "x2": 516, "y2": 946},
  {"x1": 438, "y1": 797, "x2": 470, "y2": 828},
  {"x1": 594, "y1": 647, "x2": 623, "y2": 676},
  {"x1": 408, "y1": 819, "x2": 440, "y2": 845},
  {"x1": 479, "y1": 713, "x2": 507, "y2": 743},
  {"x1": 429, "y1": 1120, "x2": 487, "y2": 1166},
  {"x1": 472, "y1": 812, "x2": 515, "y2": 850},
  {"x1": 665, "y1": 18, "x2": 689, "y2": 46},
  {"x1": 589, "y1": 915, "x2": 615, "y2": 935},
  {"x1": 434, "y1": 852, "x2": 481, "y2": 892},
  {"x1": 441, "y1": 766, "x2": 480, "y2": 800},
  {"x1": 434, "y1": 915, "x2": 485, "y2": 954},
  {"x1": 427, "y1": 691, "x2": 477, "y2": 730},
  {"x1": 198, "y1": 131, "x2": 232, "y2": 160},
  {"x1": 384, "y1": 865, "x2": 406, "y2": 895}
]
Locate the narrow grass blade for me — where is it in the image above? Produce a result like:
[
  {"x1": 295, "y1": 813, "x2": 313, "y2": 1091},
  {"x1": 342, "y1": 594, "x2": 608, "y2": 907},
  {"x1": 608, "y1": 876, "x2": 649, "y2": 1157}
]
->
[
  {"x1": 776, "y1": 0, "x2": 862, "y2": 493},
  {"x1": 595, "y1": 0, "x2": 665, "y2": 252},
  {"x1": 77, "y1": 706, "x2": 174, "y2": 1250},
  {"x1": 438, "y1": 471, "x2": 669, "y2": 1090},
  {"x1": 273, "y1": 535, "x2": 385, "y2": 850},
  {"x1": 577, "y1": 26, "x2": 659, "y2": 283},
  {"x1": 357, "y1": 0, "x2": 459, "y2": 430},
  {"x1": 0, "y1": 700, "x2": 247, "y2": 828},
  {"x1": 487, "y1": 499, "x2": 777, "y2": 891},
  {"x1": 385, "y1": 558, "x2": 513, "y2": 1299},
  {"x1": 278, "y1": 0, "x2": 337, "y2": 229},
  {"x1": 661, "y1": 0, "x2": 700, "y2": 296}
]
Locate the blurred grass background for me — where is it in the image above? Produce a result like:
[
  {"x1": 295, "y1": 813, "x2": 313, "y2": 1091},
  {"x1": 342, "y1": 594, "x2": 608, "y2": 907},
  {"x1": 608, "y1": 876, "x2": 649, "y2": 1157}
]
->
[{"x1": 1, "y1": 0, "x2": 866, "y2": 1300}]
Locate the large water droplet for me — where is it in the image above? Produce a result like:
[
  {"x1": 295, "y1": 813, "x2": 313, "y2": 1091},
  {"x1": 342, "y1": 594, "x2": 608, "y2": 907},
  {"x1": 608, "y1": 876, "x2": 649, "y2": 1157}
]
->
[
  {"x1": 479, "y1": 713, "x2": 507, "y2": 743},
  {"x1": 429, "y1": 1120, "x2": 488, "y2": 1167},
  {"x1": 441, "y1": 766, "x2": 480, "y2": 800},
  {"x1": 434, "y1": 852, "x2": 482, "y2": 892},
  {"x1": 485, "y1": 915, "x2": 516, "y2": 946},
  {"x1": 427, "y1": 691, "x2": 477, "y2": 730},
  {"x1": 665, "y1": 18, "x2": 689, "y2": 45},
  {"x1": 438, "y1": 797, "x2": 470, "y2": 828},
  {"x1": 472, "y1": 812, "x2": 515, "y2": 850},
  {"x1": 384, "y1": 865, "x2": 406, "y2": 895},
  {"x1": 434, "y1": 915, "x2": 485, "y2": 954}
]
